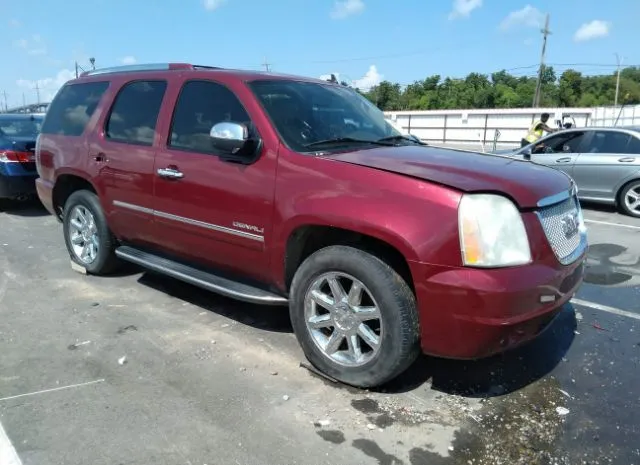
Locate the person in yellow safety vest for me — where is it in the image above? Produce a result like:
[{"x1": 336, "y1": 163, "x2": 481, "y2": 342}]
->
[{"x1": 520, "y1": 113, "x2": 558, "y2": 148}]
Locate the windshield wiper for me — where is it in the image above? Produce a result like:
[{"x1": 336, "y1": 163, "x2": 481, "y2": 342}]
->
[
  {"x1": 304, "y1": 137, "x2": 395, "y2": 149},
  {"x1": 376, "y1": 135, "x2": 426, "y2": 145}
]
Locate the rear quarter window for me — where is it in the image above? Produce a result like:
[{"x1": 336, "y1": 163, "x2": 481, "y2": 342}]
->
[{"x1": 41, "y1": 81, "x2": 109, "y2": 136}]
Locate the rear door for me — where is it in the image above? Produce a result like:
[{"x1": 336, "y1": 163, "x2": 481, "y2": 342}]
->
[
  {"x1": 529, "y1": 130, "x2": 588, "y2": 177},
  {"x1": 87, "y1": 79, "x2": 167, "y2": 244},
  {"x1": 571, "y1": 130, "x2": 640, "y2": 202},
  {"x1": 150, "y1": 78, "x2": 278, "y2": 282}
]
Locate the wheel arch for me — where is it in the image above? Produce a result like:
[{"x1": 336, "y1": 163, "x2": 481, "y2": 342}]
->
[
  {"x1": 52, "y1": 172, "x2": 98, "y2": 219},
  {"x1": 280, "y1": 220, "x2": 417, "y2": 294}
]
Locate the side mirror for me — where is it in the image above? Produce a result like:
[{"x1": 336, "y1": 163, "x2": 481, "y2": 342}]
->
[
  {"x1": 209, "y1": 121, "x2": 262, "y2": 163},
  {"x1": 210, "y1": 122, "x2": 249, "y2": 154},
  {"x1": 521, "y1": 147, "x2": 532, "y2": 160}
]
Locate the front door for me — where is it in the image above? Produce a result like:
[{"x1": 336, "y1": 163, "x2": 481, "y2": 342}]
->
[
  {"x1": 529, "y1": 131, "x2": 588, "y2": 178},
  {"x1": 151, "y1": 78, "x2": 277, "y2": 283},
  {"x1": 571, "y1": 130, "x2": 640, "y2": 201},
  {"x1": 88, "y1": 79, "x2": 168, "y2": 245}
]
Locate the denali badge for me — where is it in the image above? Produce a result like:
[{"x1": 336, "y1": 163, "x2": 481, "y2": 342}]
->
[
  {"x1": 232, "y1": 221, "x2": 264, "y2": 234},
  {"x1": 561, "y1": 213, "x2": 579, "y2": 239}
]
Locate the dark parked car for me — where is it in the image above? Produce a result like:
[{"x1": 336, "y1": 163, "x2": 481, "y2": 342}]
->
[
  {"x1": 36, "y1": 63, "x2": 587, "y2": 387},
  {"x1": 503, "y1": 126, "x2": 640, "y2": 218},
  {"x1": 0, "y1": 113, "x2": 44, "y2": 202}
]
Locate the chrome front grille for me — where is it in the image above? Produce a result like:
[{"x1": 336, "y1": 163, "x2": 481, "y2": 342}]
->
[{"x1": 536, "y1": 195, "x2": 585, "y2": 265}]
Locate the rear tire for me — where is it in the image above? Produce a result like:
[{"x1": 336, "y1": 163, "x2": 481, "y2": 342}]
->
[
  {"x1": 62, "y1": 190, "x2": 119, "y2": 275},
  {"x1": 289, "y1": 245, "x2": 420, "y2": 388},
  {"x1": 618, "y1": 180, "x2": 640, "y2": 218}
]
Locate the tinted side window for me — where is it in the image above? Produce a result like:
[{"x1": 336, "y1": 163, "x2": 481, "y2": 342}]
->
[
  {"x1": 41, "y1": 82, "x2": 109, "y2": 136},
  {"x1": 535, "y1": 132, "x2": 585, "y2": 154},
  {"x1": 105, "y1": 80, "x2": 167, "y2": 145},
  {"x1": 169, "y1": 80, "x2": 250, "y2": 154},
  {"x1": 626, "y1": 136, "x2": 640, "y2": 154},
  {"x1": 589, "y1": 131, "x2": 632, "y2": 154}
]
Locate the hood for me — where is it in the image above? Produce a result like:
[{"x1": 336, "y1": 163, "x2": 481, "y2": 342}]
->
[{"x1": 325, "y1": 145, "x2": 572, "y2": 209}]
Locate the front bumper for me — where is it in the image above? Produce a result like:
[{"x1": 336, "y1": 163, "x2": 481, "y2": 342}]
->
[
  {"x1": 410, "y1": 252, "x2": 585, "y2": 359},
  {"x1": 0, "y1": 172, "x2": 38, "y2": 199}
]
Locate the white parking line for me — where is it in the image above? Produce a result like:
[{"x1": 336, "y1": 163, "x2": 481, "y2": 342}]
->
[
  {"x1": 584, "y1": 219, "x2": 640, "y2": 230},
  {"x1": 0, "y1": 421, "x2": 22, "y2": 465},
  {"x1": 571, "y1": 298, "x2": 640, "y2": 321},
  {"x1": 0, "y1": 379, "x2": 105, "y2": 403}
]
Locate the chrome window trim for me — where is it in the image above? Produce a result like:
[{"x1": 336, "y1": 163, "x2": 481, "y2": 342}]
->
[{"x1": 113, "y1": 200, "x2": 264, "y2": 242}]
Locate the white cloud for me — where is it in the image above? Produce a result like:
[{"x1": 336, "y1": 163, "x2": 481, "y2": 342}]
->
[
  {"x1": 13, "y1": 34, "x2": 47, "y2": 56},
  {"x1": 574, "y1": 20, "x2": 610, "y2": 42},
  {"x1": 203, "y1": 0, "x2": 225, "y2": 11},
  {"x1": 352, "y1": 65, "x2": 382, "y2": 91},
  {"x1": 448, "y1": 0, "x2": 482, "y2": 19},
  {"x1": 121, "y1": 56, "x2": 137, "y2": 65},
  {"x1": 9, "y1": 19, "x2": 21, "y2": 28},
  {"x1": 499, "y1": 5, "x2": 544, "y2": 30},
  {"x1": 330, "y1": 0, "x2": 364, "y2": 20},
  {"x1": 17, "y1": 69, "x2": 76, "y2": 102}
]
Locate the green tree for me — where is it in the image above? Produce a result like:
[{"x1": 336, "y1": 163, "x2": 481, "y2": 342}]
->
[{"x1": 360, "y1": 66, "x2": 640, "y2": 111}]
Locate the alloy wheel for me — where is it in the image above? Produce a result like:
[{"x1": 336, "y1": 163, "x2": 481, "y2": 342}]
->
[{"x1": 304, "y1": 272, "x2": 382, "y2": 367}]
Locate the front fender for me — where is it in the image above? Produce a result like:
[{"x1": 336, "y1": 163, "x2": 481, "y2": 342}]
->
[{"x1": 270, "y1": 186, "x2": 462, "y2": 290}]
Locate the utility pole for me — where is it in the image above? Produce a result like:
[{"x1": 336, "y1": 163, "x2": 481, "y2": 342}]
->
[
  {"x1": 532, "y1": 13, "x2": 551, "y2": 108},
  {"x1": 2, "y1": 91, "x2": 8, "y2": 112},
  {"x1": 262, "y1": 57, "x2": 271, "y2": 73},
  {"x1": 614, "y1": 53, "x2": 624, "y2": 107},
  {"x1": 34, "y1": 83, "x2": 41, "y2": 104},
  {"x1": 22, "y1": 92, "x2": 26, "y2": 107}
]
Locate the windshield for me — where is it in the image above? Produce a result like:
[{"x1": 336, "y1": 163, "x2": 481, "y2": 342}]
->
[
  {"x1": 248, "y1": 80, "x2": 402, "y2": 152},
  {"x1": 0, "y1": 116, "x2": 43, "y2": 138}
]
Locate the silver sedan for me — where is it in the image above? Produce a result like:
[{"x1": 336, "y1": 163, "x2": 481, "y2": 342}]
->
[{"x1": 504, "y1": 126, "x2": 640, "y2": 218}]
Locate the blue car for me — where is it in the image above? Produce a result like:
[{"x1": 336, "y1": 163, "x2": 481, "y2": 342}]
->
[{"x1": 0, "y1": 113, "x2": 44, "y2": 201}]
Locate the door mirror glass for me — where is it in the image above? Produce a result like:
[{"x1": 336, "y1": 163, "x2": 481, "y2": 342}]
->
[{"x1": 209, "y1": 122, "x2": 248, "y2": 154}]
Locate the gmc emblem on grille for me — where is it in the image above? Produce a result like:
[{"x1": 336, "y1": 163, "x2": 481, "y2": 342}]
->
[{"x1": 561, "y1": 213, "x2": 580, "y2": 239}]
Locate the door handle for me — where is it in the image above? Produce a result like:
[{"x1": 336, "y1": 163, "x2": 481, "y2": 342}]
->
[
  {"x1": 93, "y1": 152, "x2": 107, "y2": 162},
  {"x1": 556, "y1": 157, "x2": 572, "y2": 163},
  {"x1": 157, "y1": 167, "x2": 184, "y2": 179},
  {"x1": 618, "y1": 157, "x2": 636, "y2": 163}
]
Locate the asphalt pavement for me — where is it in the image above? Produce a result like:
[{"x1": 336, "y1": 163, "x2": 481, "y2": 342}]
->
[{"x1": 1, "y1": 198, "x2": 639, "y2": 465}]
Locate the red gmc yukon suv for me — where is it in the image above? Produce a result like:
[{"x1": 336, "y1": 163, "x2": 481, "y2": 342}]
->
[{"x1": 36, "y1": 63, "x2": 587, "y2": 387}]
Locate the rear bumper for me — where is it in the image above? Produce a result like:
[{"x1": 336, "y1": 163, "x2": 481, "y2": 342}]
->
[
  {"x1": 0, "y1": 172, "x2": 38, "y2": 199},
  {"x1": 35, "y1": 178, "x2": 56, "y2": 216},
  {"x1": 410, "y1": 253, "x2": 586, "y2": 359}
]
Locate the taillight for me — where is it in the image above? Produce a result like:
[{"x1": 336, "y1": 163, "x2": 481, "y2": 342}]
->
[{"x1": 0, "y1": 150, "x2": 35, "y2": 163}]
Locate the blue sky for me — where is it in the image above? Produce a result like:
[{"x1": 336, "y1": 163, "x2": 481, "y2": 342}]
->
[{"x1": 2, "y1": 0, "x2": 639, "y2": 108}]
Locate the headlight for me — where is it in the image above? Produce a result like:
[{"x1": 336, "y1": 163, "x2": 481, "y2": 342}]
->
[{"x1": 458, "y1": 194, "x2": 531, "y2": 267}]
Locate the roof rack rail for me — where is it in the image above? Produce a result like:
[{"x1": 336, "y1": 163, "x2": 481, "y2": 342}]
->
[{"x1": 80, "y1": 63, "x2": 221, "y2": 77}]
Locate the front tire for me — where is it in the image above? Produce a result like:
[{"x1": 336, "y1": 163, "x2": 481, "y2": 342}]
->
[
  {"x1": 619, "y1": 180, "x2": 640, "y2": 218},
  {"x1": 290, "y1": 245, "x2": 420, "y2": 388},
  {"x1": 62, "y1": 190, "x2": 119, "y2": 275}
]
